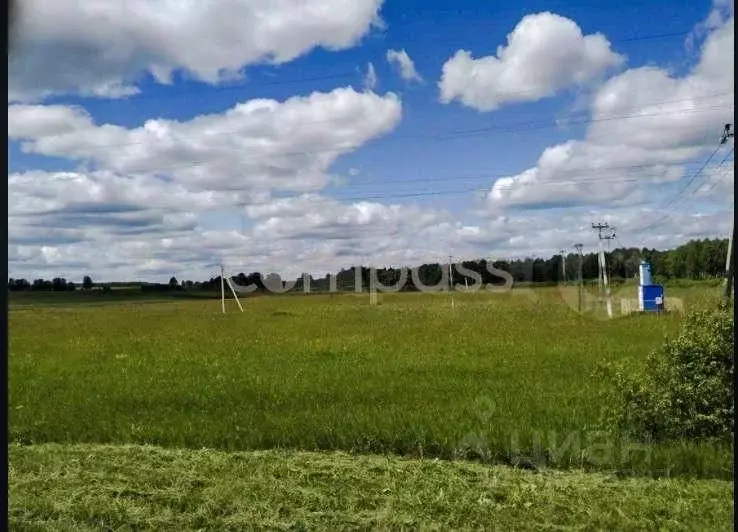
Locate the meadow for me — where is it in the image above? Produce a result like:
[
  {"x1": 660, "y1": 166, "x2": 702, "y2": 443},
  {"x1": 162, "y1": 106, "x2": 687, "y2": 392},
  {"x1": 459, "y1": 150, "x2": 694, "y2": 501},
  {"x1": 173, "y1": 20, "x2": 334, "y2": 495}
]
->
[
  {"x1": 8, "y1": 283, "x2": 734, "y2": 528},
  {"x1": 9, "y1": 284, "x2": 731, "y2": 473}
]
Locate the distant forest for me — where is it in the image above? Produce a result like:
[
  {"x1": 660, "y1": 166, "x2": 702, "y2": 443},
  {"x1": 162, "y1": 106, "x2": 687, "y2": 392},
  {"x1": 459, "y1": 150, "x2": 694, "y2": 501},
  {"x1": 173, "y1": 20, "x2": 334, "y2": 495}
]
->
[{"x1": 7, "y1": 237, "x2": 730, "y2": 293}]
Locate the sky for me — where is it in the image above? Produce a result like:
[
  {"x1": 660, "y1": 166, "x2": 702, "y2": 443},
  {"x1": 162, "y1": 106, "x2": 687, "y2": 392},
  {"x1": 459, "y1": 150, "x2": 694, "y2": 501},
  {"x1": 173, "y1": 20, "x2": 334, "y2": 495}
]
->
[{"x1": 7, "y1": 0, "x2": 735, "y2": 283}]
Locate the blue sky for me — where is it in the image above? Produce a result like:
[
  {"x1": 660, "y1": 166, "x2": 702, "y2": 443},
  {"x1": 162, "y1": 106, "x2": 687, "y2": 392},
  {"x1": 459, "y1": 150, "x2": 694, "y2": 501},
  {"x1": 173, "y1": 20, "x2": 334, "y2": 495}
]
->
[{"x1": 7, "y1": 0, "x2": 734, "y2": 282}]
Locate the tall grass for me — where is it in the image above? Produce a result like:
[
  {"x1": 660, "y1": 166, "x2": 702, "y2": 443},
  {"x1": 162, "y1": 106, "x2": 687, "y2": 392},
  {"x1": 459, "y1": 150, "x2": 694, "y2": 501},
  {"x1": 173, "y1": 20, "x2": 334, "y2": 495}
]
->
[{"x1": 8, "y1": 286, "x2": 731, "y2": 478}]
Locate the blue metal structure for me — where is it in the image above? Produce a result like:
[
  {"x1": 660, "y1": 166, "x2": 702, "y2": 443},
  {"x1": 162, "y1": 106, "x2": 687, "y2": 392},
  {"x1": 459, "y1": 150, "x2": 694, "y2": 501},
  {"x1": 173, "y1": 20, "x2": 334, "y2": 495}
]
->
[
  {"x1": 641, "y1": 284, "x2": 664, "y2": 311},
  {"x1": 637, "y1": 261, "x2": 664, "y2": 312}
]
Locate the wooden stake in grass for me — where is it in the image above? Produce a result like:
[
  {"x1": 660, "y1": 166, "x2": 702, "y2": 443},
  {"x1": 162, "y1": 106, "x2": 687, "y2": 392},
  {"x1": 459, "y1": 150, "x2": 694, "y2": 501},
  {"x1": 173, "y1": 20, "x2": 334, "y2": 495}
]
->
[{"x1": 220, "y1": 265, "x2": 226, "y2": 314}]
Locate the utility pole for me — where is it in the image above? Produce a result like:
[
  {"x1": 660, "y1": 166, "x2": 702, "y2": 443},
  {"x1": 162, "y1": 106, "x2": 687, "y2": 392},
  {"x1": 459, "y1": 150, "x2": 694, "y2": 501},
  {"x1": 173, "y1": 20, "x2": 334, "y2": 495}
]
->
[
  {"x1": 448, "y1": 256, "x2": 454, "y2": 292},
  {"x1": 591, "y1": 223, "x2": 610, "y2": 295},
  {"x1": 721, "y1": 123, "x2": 734, "y2": 299},
  {"x1": 592, "y1": 223, "x2": 616, "y2": 317},
  {"x1": 722, "y1": 123, "x2": 734, "y2": 144},
  {"x1": 602, "y1": 228, "x2": 616, "y2": 294},
  {"x1": 559, "y1": 249, "x2": 567, "y2": 283},
  {"x1": 724, "y1": 221, "x2": 734, "y2": 300},
  {"x1": 448, "y1": 255, "x2": 455, "y2": 310},
  {"x1": 574, "y1": 243, "x2": 583, "y2": 312}
]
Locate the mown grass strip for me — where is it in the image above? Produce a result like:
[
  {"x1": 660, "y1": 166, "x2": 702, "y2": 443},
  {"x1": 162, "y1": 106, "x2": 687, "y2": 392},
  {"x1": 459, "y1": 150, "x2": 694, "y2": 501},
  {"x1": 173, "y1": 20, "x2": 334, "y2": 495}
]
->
[{"x1": 9, "y1": 443, "x2": 734, "y2": 531}]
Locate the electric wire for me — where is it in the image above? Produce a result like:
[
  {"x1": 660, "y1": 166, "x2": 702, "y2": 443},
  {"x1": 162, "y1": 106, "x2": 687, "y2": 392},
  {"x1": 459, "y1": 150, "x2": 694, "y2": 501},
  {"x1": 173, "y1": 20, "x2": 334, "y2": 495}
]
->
[
  {"x1": 12, "y1": 101, "x2": 732, "y2": 178},
  {"x1": 638, "y1": 143, "x2": 732, "y2": 232}
]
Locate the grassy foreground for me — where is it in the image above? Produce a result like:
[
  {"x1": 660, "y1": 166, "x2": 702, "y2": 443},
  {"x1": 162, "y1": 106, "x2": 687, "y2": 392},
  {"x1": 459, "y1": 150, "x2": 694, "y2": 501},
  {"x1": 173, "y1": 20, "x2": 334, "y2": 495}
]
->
[
  {"x1": 8, "y1": 287, "x2": 731, "y2": 478},
  {"x1": 9, "y1": 443, "x2": 734, "y2": 531}
]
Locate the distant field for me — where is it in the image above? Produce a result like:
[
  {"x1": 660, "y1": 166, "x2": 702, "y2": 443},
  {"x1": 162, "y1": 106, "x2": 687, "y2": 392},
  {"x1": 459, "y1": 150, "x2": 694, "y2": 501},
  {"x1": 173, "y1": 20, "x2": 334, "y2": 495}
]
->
[
  {"x1": 7, "y1": 288, "x2": 222, "y2": 308},
  {"x1": 8, "y1": 284, "x2": 731, "y2": 478}
]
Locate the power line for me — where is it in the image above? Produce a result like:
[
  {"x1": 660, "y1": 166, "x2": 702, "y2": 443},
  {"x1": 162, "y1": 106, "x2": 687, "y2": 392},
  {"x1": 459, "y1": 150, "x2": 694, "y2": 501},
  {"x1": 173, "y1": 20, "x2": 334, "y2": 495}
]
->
[
  {"x1": 330, "y1": 170, "x2": 717, "y2": 202},
  {"x1": 333, "y1": 157, "x2": 727, "y2": 190},
  {"x1": 187, "y1": 157, "x2": 727, "y2": 196},
  {"x1": 44, "y1": 23, "x2": 705, "y2": 105},
  {"x1": 638, "y1": 143, "x2": 732, "y2": 232},
  {"x1": 385, "y1": 0, "x2": 678, "y2": 21},
  {"x1": 16, "y1": 91, "x2": 729, "y2": 153},
  {"x1": 14, "y1": 102, "x2": 731, "y2": 176},
  {"x1": 696, "y1": 149, "x2": 734, "y2": 197},
  {"x1": 430, "y1": 104, "x2": 732, "y2": 141},
  {"x1": 9, "y1": 160, "x2": 731, "y2": 220}
]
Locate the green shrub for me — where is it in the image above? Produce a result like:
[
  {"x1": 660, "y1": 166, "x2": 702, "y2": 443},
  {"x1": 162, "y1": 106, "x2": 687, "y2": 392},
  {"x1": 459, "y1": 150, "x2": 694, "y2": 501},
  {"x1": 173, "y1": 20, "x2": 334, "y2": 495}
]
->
[{"x1": 600, "y1": 300, "x2": 734, "y2": 443}]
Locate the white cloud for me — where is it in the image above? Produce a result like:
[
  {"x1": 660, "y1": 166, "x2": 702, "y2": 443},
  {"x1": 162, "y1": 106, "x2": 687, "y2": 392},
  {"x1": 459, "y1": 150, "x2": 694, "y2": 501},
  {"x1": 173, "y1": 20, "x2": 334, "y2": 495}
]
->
[
  {"x1": 8, "y1": 174, "x2": 731, "y2": 282},
  {"x1": 7, "y1": 181, "x2": 488, "y2": 280},
  {"x1": 8, "y1": 87, "x2": 402, "y2": 201},
  {"x1": 8, "y1": 86, "x2": 411, "y2": 280},
  {"x1": 7, "y1": 4, "x2": 734, "y2": 283},
  {"x1": 8, "y1": 170, "x2": 220, "y2": 218},
  {"x1": 8, "y1": 0, "x2": 385, "y2": 102},
  {"x1": 484, "y1": 11, "x2": 734, "y2": 213},
  {"x1": 386, "y1": 49, "x2": 423, "y2": 83},
  {"x1": 438, "y1": 12, "x2": 624, "y2": 112},
  {"x1": 363, "y1": 62, "x2": 378, "y2": 90},
  {"x1": 8, "y1": 104, "x2": 93, "y2": 137}
]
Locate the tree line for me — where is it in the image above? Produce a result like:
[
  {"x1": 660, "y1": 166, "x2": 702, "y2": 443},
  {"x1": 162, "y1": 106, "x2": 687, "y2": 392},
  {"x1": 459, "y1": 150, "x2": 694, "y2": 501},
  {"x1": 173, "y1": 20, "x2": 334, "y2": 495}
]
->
[
  {"x1": 8, "y1": 275, "x2": 94, "y2": 292},
  {"x1": 154, "y1": 237, "x2": 732, "y2": 292},
  {"x1": 8, "y1": 238, "x2": 729, "y2": 293}
]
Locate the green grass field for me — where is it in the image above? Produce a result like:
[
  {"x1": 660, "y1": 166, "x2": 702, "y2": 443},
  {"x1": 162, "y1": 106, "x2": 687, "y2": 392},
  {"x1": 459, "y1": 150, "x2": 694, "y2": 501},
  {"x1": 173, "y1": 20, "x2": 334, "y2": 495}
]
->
[
  {"x1": 8, "y1": 284, "x2": 734, "y2": 529},
  {"x1": 9, "y1": 443, "x2": 733, "y2": 530}
]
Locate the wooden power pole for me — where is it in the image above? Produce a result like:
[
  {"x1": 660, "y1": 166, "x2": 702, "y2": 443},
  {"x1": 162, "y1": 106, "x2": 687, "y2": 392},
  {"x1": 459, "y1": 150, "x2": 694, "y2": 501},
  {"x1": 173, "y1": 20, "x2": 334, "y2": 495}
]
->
[
  {"x1": 722, "y1": 124, "x2": 734, "y2": 300},
  {"x1": 724, "y1": 221, "x2": 734, "y2": 300},
  {"x1": 574, "y1": 243, "x2": 583, "y2": 312},
  {"x1": 559, "y1": 249, "x2": 567, "y2": 283}
]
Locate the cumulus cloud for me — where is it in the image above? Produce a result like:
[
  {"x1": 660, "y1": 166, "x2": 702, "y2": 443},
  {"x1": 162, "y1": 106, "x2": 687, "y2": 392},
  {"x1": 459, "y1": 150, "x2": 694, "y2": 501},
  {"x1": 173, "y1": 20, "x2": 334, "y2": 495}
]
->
[
  {"x1": 438, "y1": 12, "x2": 624, "y2": 111},
  {"x1": 8, "y1": 86, "x2": 412, "y2": 280},
  {"x1": 484, "y1": 10, "x2": 734, "y2": 213},
  {"x1": 8, "y1": 173, "x2": 731, "y2": 282},
  {"x1": 7, "y1": 179, "x2": 492, "y2": 280},
  {"x1": 247, "y1": 194, "x2": 441, "y2": 240},
  {"x1": 687, "y1": 0, "x2": 734, "y2": 50},
  {"x1": 386, "y1": 49, "x2": 423, "y2": 83},
  {"x1": 240, "y1": 200, "x2": 732, "y2": 276},
  {"x1": 8, "y1": 170, "x2": 220, "y2": 218},
  {"x1": 8, "y1": 87, "x2": 402, "y2": 200},
  {"x1": 8, "y1": 0, "x2": 384, "y2": 102},
  {"x1": 7, "y1": 4, "x2": 734, "y2": 282}
]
